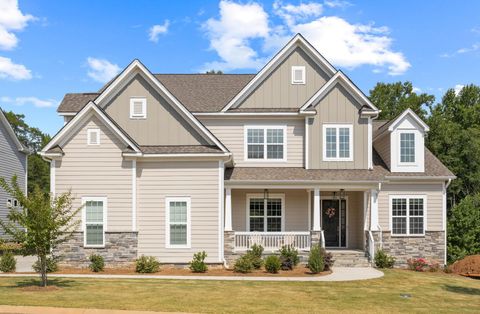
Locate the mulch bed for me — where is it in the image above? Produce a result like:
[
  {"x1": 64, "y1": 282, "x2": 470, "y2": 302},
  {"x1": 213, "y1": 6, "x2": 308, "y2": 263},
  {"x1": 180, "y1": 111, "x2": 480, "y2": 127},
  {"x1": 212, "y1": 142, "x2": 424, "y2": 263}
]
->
[{"x1": 449, "y1": 255, "x2": 480, "y2": 278}]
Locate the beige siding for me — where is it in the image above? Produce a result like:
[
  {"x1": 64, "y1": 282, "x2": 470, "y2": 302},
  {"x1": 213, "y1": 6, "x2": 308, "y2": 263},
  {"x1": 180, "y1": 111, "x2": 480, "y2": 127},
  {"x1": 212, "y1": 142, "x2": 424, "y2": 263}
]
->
[
  {"x1": 378, "y1": 184, "x2": 444, "y2": 231},
  {"x1": 104, "y1": 74, "x2": 208, "y2": 146},
  {"x1": 137, "y1": 161, "x2": 220, "y2": 263},
  {"x1": 308, "y1": 84, "x2": 369, "y2": 169},
  {"x1": 55, "y1": 116, "x2": 132, "y2": 231},
  {"x1": 238, "y1": 47, "x2": 330, "y2": 109},
  {"x1": 200, "y1": 118, "x2": 304, "y2": 167},
  {"x1": 373, "y1": 134, "x2": 391, "y2": 169}
]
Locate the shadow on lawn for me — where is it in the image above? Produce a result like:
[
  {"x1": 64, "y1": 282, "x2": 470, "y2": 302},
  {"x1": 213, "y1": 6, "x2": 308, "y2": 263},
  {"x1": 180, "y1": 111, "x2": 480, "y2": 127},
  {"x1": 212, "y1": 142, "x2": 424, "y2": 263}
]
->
[
  {"x1": 8, "y1": 278, "x2": 77, "y2": 290},
  {"x1": 443, "y1": 285, "x2": 480, "y2": 296}
]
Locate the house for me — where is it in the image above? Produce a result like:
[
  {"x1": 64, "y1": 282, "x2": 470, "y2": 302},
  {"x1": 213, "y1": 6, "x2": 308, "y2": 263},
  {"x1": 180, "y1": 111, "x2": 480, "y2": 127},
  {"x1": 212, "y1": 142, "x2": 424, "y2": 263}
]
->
[
  {"x1": 40, "y1": 34, "x2": 454, "y2": 267},
  {"x1": 0, "y1": 109, "x2": 29, "y2": 237}
]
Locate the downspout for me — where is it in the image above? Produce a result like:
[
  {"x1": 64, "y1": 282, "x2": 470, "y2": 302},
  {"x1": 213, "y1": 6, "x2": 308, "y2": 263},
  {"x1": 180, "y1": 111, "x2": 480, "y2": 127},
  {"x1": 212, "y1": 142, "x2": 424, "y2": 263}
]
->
[{"x1": 444, "y1": 178, "x2": 452, "y2": 266}]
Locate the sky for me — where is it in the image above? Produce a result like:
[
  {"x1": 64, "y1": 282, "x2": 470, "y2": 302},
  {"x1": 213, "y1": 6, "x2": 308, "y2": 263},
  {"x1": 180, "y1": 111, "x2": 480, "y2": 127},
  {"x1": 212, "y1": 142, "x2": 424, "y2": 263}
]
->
[{"x1": 0, "y1": 0, "x2": 479, "y2": 135}]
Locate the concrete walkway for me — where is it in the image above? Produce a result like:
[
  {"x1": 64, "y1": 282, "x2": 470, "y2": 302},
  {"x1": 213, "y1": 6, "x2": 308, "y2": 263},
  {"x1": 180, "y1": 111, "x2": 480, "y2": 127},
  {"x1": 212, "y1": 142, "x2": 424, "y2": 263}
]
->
[
  {"x1": 0, "y1": 305, "x2": 188, "y2": 314},
  {"x1": 0, "y1": 267, "x2": 383, "y2": 282}
]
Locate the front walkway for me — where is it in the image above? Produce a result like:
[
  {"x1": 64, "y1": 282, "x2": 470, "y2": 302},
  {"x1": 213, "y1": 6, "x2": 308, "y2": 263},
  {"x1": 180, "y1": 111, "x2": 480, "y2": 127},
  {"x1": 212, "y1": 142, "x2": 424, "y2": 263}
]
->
[{"x1": 1, "y1": 267, "x2": 383, "y2": 282}]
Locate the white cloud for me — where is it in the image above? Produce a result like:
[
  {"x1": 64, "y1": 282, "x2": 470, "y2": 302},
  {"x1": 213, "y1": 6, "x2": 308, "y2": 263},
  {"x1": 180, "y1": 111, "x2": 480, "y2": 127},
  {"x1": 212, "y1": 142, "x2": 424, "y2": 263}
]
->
[
  {"x1": 0, "y1": 56, "x2": 31, "y2": 80},
  {"x1": 202, "y1": 1, "x2": 410, "y2": 75},
  {"x1": 454, "y1": 84, "x2": 464, "y2": 95},
  {"x1": 1, "y1": 96, "x2": 57, "y2": 108},
  {"x1": 149, "y1": 20, "x2": 170, "y2": 43},
  {"x1": 86, "y1": 57, "x2": 120, "y2": 83},
  {"x1": 412, "y1": 86, "x2": 422, "y2": 93},
  {"x1": 0, "y1": 0, "x2": 35, "y2": 50},
  {"x1": 441, "y1": 43, "x2": 480, "y2": 58},
  {"x1": 324, "y1": 0, "x2": 352, "y2": 8}
]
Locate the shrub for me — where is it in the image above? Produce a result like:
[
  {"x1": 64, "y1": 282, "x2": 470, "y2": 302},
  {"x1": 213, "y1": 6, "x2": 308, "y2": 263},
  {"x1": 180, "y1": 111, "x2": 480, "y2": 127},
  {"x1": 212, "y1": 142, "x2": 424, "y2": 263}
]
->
[
  {"x1": 32, "y1": 256, "x2": 59, "y2": 273},
  {"x1": 374, "y1": 250, "x2": 396, "y2": 269},
  {"x1": 189, "y1": 251, "x2": 208, "y2": 273},
  {"x1": 307, "y1": 244, "x2": 324, "y2": 274},
  {"x1": 246, "y1": 244, "x2": 264, "y2": 269},
  {"x1": 135, "y1": 255, "x2": 160, "y2": 273},
  {"x1": 407, "y1": 258, "x2": 429, "y2": 272},
  {"x1": 89, "y1": 254, "x2": 105, "y2": 272},
  {"x1": 321, "y1": 248, "x2": 335, "y2": 271},
  {"x1": 0, "y1": 242, "x2": 23, "y2": 255},
  {"x1": 279, "y1": 245, "x2": 300, "y2": 270},
  {"x1": 428, "y1": 261, "x2": 441, "y2": 272},
  {"x1": 264, "y1": 255, "x2": 281, "y2": 273},
  {"x1": 233, "y1": 255, "x2": 253, "y2": 273},
  {"x1": 0, "y1": 251, "x2": 16, "y2": 272}
]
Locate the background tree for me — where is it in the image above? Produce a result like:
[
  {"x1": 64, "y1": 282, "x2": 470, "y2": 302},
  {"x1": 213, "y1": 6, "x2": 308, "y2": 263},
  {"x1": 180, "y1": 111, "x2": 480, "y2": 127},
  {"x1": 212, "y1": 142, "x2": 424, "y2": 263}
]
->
[
  {"x1": 0, "y1": 176, "x2": 80, "y2": 287},
  {"x1": 369, "y1": 81, "x2": 435, "y2": 120},
  {"x1": 2, "y1": 111, "x2": 51, "y2": 194},
  {"x1": 205, "y1": 70, "x2": 223, "y2": 74}
]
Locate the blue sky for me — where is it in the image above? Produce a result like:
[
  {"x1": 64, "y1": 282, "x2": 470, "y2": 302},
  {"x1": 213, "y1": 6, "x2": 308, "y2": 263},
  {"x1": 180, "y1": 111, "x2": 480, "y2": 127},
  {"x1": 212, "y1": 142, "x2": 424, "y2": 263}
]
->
[{"x1": 0, "y1": 0, "x2": 479, "y2": 135}]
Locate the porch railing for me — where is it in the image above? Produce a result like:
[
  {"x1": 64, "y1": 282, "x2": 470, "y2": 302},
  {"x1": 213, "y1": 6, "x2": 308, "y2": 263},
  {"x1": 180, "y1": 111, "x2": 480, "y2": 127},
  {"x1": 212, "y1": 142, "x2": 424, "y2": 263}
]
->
[{"x1": 234, "y1": 232, "x2": 311, "y2": 251}]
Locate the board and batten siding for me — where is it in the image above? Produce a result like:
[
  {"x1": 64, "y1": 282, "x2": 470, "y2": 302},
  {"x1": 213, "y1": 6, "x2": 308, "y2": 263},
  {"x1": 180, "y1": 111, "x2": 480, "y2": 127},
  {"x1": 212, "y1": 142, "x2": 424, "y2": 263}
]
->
[
  {"x1": 238, "y1": 47, "x2": 330, "y2": 109},
  {"x1": 308, "y1": 84, "x2": 369, "y2": 169},
  {"x1": 200, "y1": 118, "x2": 304, "y2": 167},
  {"x1": 373, "y1": 134, "x2": 391, "y2": 169},
  {"x1": 104, "y1": 73, "x2": 208, "y2": 146},
  {"x1": 0, "y1": 121, "x2": 27, "y2": 237},
  {"x1": 136, "y1": 161, "x2": 220, "y2": 263},
  {"x1": 55, "y1": 116, "x2": 133, "y2": 232},
  {"x1": 378, "y1": 183, "x2": 444, "y2": 231}
]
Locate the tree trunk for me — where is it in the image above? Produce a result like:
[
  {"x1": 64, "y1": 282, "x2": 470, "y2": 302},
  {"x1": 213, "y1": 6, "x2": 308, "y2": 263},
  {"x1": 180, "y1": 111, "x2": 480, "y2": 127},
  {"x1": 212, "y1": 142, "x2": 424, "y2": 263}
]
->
[{"x1": 40, "y1": 255, "x2": 47, "y2": 287}]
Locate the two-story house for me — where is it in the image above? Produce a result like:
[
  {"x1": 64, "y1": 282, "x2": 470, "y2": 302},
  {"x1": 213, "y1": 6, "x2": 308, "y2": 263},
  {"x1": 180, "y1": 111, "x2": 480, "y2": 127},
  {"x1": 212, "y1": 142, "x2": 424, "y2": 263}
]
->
[{"x1": 40, "y1": 34, "x2": 454, "y2": 267}]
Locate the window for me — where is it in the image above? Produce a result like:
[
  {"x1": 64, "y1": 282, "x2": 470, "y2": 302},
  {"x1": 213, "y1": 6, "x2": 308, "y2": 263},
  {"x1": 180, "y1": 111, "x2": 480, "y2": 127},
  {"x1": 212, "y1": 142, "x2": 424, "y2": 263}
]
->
[
  {"x1": 129, "y1": 97, "x2": 147, "y2": 119},
  {"x1": 391, "y1": 196, "x2": 425, "y2": 236},
  {"x1": 166, "y1": 197, "x2": 191, "y2": 248},
  {"x1": 87, "y1": 129, "x2": 100, "y2": 145},
  {"x1": 291, "y1": 66, "x2": 306, "y2": 84},
  {"x1": 245, "y1": 126, "x2": 286, "y2": 161},
  {"x1": 322, "y1": 124, "x2": 353, "y2": 161},
  {"x1": 83, "y1": 197, "x2": 106, "y2": 247},
  {"x1": 247, "y1": 195, "x2": 284, "y2": 232},
  {"x1": 400, "y1": 132, "x2": 415, "y2": 163}
]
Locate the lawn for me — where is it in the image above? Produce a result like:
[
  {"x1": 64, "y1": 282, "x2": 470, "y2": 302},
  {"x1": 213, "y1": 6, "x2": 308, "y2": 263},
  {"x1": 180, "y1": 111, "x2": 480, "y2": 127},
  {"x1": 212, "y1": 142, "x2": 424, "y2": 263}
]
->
[{"x1": 0, "y1": 270, "x2": 479, "y2": 313}]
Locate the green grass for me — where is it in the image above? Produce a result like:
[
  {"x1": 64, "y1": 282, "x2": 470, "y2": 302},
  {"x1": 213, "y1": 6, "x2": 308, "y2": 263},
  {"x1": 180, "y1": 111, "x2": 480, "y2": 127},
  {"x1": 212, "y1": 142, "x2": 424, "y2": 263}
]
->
[{"x1": 0, "y1": 270, "x2": 479, "y2": 313}]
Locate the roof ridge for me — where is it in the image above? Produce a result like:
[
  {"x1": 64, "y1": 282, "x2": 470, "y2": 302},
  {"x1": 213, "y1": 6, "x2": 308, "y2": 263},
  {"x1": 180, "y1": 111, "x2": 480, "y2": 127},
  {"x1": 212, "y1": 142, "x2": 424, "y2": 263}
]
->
[{"x1": 154, "y1": 73, "x2": 256, "y2": 76}]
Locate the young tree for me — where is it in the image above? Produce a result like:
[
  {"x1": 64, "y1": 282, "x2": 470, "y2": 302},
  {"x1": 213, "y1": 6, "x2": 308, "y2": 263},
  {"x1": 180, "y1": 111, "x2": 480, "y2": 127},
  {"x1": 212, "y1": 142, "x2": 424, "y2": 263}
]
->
[{"x1": 0, "y1": 176, "x2": 81, "y2": 287}]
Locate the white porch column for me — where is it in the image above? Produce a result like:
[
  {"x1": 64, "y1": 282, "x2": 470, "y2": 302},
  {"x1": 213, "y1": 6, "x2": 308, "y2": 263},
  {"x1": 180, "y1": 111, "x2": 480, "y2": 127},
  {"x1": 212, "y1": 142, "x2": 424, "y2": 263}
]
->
[
  {"x1": 225, "y1": 187, "x2": 232, "y2": 231},
  {"x1": 370, "y1": 189, "x2": 379, "y2": 231},
  {"x1": 313, "y1": 187, "x2": 321, "y2": 231}
]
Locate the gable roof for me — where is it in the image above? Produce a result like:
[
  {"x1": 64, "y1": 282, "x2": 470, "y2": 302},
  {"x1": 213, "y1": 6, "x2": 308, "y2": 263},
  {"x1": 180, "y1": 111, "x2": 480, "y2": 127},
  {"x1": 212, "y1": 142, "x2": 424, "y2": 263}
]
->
[
  {"x1": 220, "y1": 33, "x2": 337, "y2": 112},
  {"x1": 374, "y1": 108, "x2": 429, "y2": 139},
  {"x1": 0, "y1": 108, "x2": 29, "y2": 153}
]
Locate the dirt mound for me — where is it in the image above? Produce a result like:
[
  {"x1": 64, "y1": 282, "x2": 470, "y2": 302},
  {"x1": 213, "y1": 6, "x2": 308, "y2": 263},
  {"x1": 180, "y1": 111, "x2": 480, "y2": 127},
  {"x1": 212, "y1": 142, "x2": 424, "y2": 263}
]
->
[{"x1": 450, "y1": 255, "x2": 480, "y2": 275}]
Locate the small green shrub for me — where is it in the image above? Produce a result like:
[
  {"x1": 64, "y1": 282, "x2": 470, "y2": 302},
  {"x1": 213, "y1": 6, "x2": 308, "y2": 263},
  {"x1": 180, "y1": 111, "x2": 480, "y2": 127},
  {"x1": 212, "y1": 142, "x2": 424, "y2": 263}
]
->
[
  {"x1": 321, "y1": 248, "x2": 335, "y2": 271},
  {"x1": 264, "y1": 255, "x2": 281, "y2": 273},
  {"x1": 307, "y1": 244, "x2": 324, "y2": 274},
  {"x1": 89, "y1": 254, "x2": 105, "y2": 272},
  {"x1": 233, "y1": 255, "x2": 253, "y2": 273},
  {"x1": 189, "y1": 251, "x2": 208, "y2": 273},
  {"x1": 374, "y1": 250, "x2": 396, "y2": 269},
  {"x1": 32, "y1": 256, "x2": 59, "y2": 273},
  {"x1": 0, "y1": 251, "x2": 16, "y2": 272},
  {"x1": 279, "y1": 245, "x2": 300, "y2": 270},
  {"x1": 135, "y1": 255, "x2": 160, "y2": 273},
  {"x1": 246, "y1": 244, "x2": 264, "y2": 269}
]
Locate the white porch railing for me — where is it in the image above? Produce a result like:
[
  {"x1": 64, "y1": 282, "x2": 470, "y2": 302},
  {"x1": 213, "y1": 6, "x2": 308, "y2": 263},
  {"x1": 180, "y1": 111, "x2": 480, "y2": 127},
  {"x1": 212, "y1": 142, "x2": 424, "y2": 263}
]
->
[{"x1": 234, "y1": 232, "x2": 311, "y2": 251}]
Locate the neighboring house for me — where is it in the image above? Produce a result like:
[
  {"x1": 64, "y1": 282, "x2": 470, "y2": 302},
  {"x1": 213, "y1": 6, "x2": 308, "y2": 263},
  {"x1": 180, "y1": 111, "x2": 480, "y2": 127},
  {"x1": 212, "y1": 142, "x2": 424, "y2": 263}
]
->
[
  {"x1": 0, "y1": 109, "x2": 29, "y2": 237},
  {"x1": 40, "y1": 34, "x2": 455, "y2": 267}
]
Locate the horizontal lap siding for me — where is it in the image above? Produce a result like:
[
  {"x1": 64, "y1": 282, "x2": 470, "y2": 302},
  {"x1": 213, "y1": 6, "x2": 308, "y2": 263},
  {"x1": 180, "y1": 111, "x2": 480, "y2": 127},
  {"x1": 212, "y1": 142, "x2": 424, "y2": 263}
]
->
[
  {"x1": 378, "y1": 184, "x2": 444, "y2": 231},
  {"x1": 137, "y1": 161, "x2": 220, "y2": 263},
  {"x1": 55, "y1": 116, "x2": 132, "y2": 232}
]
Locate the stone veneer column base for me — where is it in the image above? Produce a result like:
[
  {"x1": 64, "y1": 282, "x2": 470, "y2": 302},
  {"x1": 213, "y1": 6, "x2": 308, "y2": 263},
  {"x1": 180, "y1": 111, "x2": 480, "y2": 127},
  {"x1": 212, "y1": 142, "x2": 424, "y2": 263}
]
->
[
  {"x1": 223, "y1": 230, "x2": 238, "y2": 268},
  {"x1": 54, "y1": 232, "x2": 138, "y2": 268}
]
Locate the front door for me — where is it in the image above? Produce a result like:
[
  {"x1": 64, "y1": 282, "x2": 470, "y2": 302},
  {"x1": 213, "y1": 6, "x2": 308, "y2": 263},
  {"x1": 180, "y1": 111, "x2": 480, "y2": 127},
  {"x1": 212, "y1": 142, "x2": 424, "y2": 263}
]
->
[{"x1": 321, "y1": 199, "x2": 347, "y2": 247}]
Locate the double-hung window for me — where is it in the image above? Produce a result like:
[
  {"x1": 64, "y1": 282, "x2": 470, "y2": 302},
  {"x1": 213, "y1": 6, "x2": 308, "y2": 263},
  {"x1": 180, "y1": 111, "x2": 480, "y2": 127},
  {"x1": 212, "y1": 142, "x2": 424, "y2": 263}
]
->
[
  {"x1": 247, "y1": 195, "x2": 283, "y2": 232},
  {"x1": 391, "y1": 195, "x2": 426, "y2": 236},
  {"x1": 323, "y1": 124, "x2": 353, "y2": 161},
  {"x1": 83, "y1": 197, "x2": 107, "y2": 247},
  {"x1": 400, "y1": 132, "x2": 415, "y2": 163},
  {"x1": 245, "y1": 126, "x2": 286, "y2": 161},
  {"x1": 166, "y1": 197, "x2": 191, "y2": 248}
]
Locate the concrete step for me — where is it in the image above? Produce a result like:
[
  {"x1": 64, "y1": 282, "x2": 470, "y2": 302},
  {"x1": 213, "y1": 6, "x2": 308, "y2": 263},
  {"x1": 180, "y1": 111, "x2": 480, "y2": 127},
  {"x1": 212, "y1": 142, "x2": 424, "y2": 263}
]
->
[{"x1": 329, "y1": 250, "x2": 371, "y2": 267}]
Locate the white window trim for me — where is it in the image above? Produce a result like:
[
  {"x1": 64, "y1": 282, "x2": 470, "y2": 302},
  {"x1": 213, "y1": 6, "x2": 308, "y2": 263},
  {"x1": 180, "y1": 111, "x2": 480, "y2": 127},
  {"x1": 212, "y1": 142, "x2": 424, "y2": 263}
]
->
[
  {"x1": 322, "y1": 124, "x2": 353, "y2": 161},
  {"x1": 244, "y1": 125, "x2": 288, "y2": 162},
  {"x1": 291, "y1": 66, "x2": 306, "y2": 85},
  {"x1": 82, "y1": 196, "x2": 108, "y2": 248},
  {"x1": 87, "y1": 128, "x2": 100, "y2": 145},
  {"x1": 398, "y1": 130, "x2": 416, "y2": 165},
  {"x1": 389, "y1": 195, "x2": 427, "y2": 237},
  {"x1": 246, "y1": 193, "x2": 285, "y2": 232},
  {"x1": 165, "y1": 197, "x2": 191, "y2": 249},
  {"x1": 129, "y1": 97, "x2": 147, "y2": 119}
]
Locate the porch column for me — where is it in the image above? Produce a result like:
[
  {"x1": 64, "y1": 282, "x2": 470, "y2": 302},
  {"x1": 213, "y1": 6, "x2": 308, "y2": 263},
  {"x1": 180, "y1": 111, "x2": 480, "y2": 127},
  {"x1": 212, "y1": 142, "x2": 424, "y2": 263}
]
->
[
  {"x1": 370, "y1": 189, "x2": 379, "y2": 231},
  {"x1": 313, "y1": 187, "x2": 321, "y2": 231},
  {"x1": 225, "y1": 187, "x2": 232, "y2": 231}
]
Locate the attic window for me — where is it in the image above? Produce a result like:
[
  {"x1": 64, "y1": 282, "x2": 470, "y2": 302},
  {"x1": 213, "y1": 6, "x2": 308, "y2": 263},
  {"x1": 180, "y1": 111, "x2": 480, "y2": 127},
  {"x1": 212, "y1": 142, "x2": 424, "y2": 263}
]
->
[
  {"x1": 87, "y1": 129, "x2": 100, "y2": 145},
  {"x1": 130, "y1": 97, "x2": 147, "y2": 119},
  {"x1": 291, "y1": 66, "x2": 306, "y2": 84}
]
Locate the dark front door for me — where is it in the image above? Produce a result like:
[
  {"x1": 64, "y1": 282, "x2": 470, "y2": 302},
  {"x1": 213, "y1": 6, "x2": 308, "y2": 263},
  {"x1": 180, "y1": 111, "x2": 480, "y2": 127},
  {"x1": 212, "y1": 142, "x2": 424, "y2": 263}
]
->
[{"x1": 322, "y1": 199, "x2": 347, "y2": 247}]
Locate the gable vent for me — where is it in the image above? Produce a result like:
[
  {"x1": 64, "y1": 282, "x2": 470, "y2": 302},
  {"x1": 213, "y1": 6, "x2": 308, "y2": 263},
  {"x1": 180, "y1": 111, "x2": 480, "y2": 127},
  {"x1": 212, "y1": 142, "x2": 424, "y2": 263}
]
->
[
  {"x1": 130, "y1": 97, "x2": 147, "y2": 119},
  {"x1": 291, "y1": 66, "x2": 306, "y2": 84}
]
